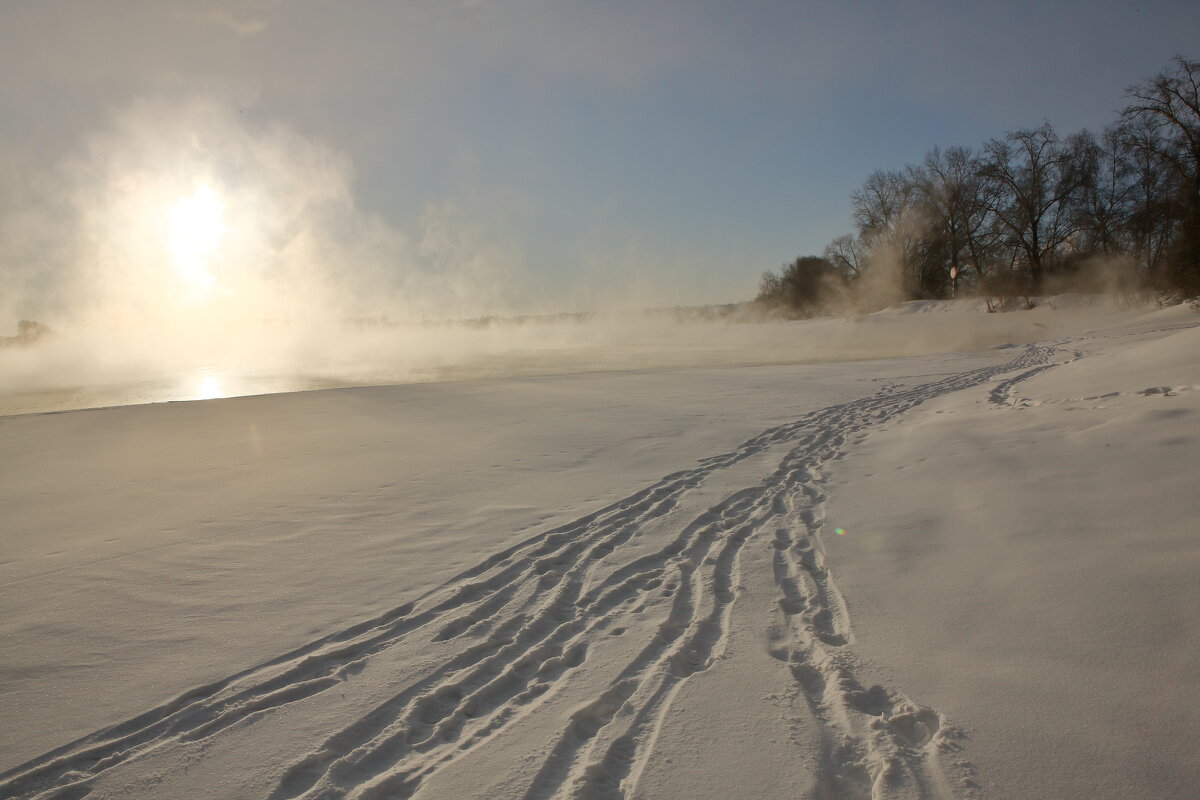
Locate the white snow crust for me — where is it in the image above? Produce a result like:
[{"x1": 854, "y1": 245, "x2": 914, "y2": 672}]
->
[{"x1": 1, "y1": 300, "x2": 1197, "y2": 799}]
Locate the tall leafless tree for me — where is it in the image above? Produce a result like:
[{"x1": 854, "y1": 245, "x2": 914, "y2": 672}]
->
[
  {"x1": 1072, "y1": 128, "x2": 1135, "y2": 258},
  {"x1": 1122, "y1": 56, "x2": 1200, "y2": 294},
  {"x1": 981, "y1": 123, "x2": 1088, "y2": 287},
  {"x1": 910, "y1": 146, "x2": 1002, "y2": 290},
  {"x1": 1116, "y1": 116, "x2": 1178, "y2": 279},
  {"x1": 851, "y1": 169, "x2": 928, "y2": 296}
]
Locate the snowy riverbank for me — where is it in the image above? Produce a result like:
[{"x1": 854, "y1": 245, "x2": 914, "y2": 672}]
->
[{"x1": 1, "y1": 300, "x2": 1197, "y2": 799}]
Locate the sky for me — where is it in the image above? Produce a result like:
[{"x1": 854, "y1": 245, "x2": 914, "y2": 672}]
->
[{"x1": 2, "y1": 0, "x2": 1199, "y2": 316}]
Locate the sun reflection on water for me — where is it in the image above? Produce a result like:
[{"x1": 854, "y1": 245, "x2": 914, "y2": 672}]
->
[{"x1": 194, "y1": 374, "x2": 225, "y2": 400}]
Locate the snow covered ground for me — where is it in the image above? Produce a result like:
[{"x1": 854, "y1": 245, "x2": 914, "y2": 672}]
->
[{"x1": 1, "y1": 300, "x2": 1197, "y2": 799}]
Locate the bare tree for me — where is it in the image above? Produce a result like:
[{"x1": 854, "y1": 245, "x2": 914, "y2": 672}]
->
[
  {"x1": 757, "y1": 271, "x2": 783, "y2": 303},
  {"x1": 1072, "y1": 128, "x2": 1134, "y2": 258},
  {"x1": 759, "y1": 56, "x2": 1200, "y2": 307},
  {"x1": 910, "y1": 146, "x2": 1002, "y2": 291},
  {"x1": 852, "y1": 169, "x2": 919, "y2": 235},
  {"x1": 851, "y1": 169, "x2": 928, "y2": 296},
  {"x1": 1116, "y1": 116, "x2": 1178, "y2": 279},
  {"x1": 822, "y1": 233, "x2": 867, "y2": 282},
  {"x1": 981, "y1": 123, "x2": 1088, "y2": 287},
  {"x1": 1122, "y1": 56, "x2": 1200, "y2": 294}
]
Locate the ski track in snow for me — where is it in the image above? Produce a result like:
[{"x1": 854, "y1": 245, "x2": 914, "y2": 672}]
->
[{"x1": 0, "y1": 343, "x2": 1065, "y2": 800}]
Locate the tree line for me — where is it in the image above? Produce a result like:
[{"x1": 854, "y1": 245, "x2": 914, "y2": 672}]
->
[{"x1": 757, "y1": 56, "x2": 1200, "y2": 314}]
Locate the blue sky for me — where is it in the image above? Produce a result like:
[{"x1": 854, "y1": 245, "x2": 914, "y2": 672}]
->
[{"x1": 3, "y1": 0, "x2": 1199, "y2": 308}]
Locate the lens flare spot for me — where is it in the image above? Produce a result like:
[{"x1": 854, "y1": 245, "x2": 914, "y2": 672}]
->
[{"x1": 834, "y1": 528, "x2": 845, "y2": 535}]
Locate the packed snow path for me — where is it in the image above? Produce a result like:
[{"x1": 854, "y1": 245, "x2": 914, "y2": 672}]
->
[{"x1": 1, "y1": 344, "x2": 1063, "y2": 800}]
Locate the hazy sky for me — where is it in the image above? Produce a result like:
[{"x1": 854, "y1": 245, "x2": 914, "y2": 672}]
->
[{"x1": 3, "y1": 0, "x2": 1199, "y2": 308}]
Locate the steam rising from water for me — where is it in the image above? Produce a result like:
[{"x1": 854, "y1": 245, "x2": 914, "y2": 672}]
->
[
  {"x1": 1, "y1": 97, "x2": 536, "y2": 390},
  {"x1": 0, "y1": 97, "x2": 1119, "y2": 414}
]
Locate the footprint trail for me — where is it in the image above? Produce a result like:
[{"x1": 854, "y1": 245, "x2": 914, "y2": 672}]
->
[{"x1": 0, "y1": 344, "x2": 1062, "y2": 800}]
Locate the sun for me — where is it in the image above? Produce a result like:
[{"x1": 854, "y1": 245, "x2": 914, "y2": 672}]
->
[{"x1": 167, "y1": 184, "x2": 226, "y2": 293}]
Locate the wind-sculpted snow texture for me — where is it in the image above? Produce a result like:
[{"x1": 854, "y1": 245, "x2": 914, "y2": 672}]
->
[{"x1": 0, "y1": 344, "x2": 1062, "y2": 800}]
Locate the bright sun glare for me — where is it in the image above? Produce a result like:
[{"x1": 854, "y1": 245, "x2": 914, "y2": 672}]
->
[
  {"x1": 168, "y1": 184, "x2": 226, "y2": 294},
  {"x1": 194, "y1": 374, "x2": 224, "y2": 400}
]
